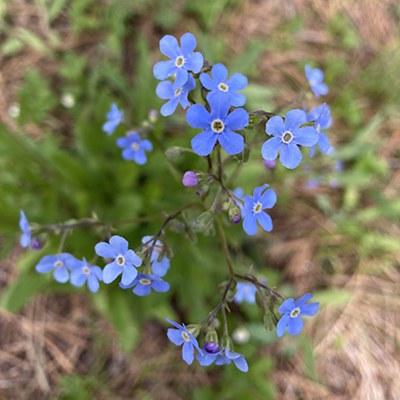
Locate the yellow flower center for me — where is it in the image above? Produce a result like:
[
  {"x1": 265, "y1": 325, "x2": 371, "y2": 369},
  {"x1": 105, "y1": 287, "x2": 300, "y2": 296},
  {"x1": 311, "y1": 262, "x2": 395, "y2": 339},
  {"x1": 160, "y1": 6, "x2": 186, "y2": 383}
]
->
[
  {"x1": 181, "y1": 331, "x2": 191, "y2": 342},
  {"x1": 211, "y1": 119, "x2": 224, "y2": 133}
]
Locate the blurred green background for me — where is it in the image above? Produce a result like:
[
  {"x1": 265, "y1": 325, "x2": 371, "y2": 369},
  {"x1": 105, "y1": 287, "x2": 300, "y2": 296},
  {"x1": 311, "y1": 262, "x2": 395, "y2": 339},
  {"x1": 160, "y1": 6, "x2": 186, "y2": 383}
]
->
[{"x1": 0, "y1": 0, "x2": 399, "y2": 399}]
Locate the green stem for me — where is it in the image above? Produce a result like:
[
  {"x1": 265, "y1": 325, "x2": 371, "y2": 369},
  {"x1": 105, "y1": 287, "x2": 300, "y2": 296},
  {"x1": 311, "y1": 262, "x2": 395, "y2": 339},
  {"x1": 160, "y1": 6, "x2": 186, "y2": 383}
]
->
[{"x1": 215, "y1": 217, "x2": 235, "y2": 277}]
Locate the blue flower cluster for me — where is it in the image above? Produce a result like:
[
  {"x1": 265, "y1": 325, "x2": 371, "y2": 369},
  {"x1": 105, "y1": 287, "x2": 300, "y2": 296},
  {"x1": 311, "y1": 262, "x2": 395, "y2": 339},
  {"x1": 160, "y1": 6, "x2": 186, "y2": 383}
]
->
[
  {"x1": 102, "y1": 103, "x2": 153, "y2": 165},
  {"x1": 28, "y1": 229, "x2": 171, "y2": 296}
]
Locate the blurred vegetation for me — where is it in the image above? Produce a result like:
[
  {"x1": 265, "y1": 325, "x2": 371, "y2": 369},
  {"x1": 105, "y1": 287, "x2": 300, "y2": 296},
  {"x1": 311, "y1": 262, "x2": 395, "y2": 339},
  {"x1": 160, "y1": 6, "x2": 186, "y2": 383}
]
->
[{"x1": 0, "y1": 0, "x2": 399, "y2": 399}]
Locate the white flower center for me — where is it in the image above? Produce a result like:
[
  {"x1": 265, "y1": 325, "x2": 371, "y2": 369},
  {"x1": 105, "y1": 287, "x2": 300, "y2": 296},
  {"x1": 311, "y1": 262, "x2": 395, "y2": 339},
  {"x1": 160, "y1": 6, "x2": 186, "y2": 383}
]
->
[
  {"x1": 139, "y1": 278, "x2": 152, "y2": 285},
  {"x1": 282, "y1": 131, "x2": 293, "y2": 144},
  {"x1": 54, "y1": 261, "x2": 64, "y2": 269},
  {"x1": 218, "y1": 82, "x2": 229, "y2": 92},
  {"x1": 181, "y1": 331, "x2": 191, "y2": 342},
  {"x1": 290, "y1": 307, "x2": 301, "y2": 318},
  {"x1": 211, "y1": 119, "x2": 225, "y2": 133},
  {"x1": 116, "y1": 255, "x2": 125, "y2": 266},
  {"x1": 131, "y1": 142, "x2": 139, "y2": 151},
  {"x1": 174, "y1": 88, "x2": 182, "y2": 97},
  {"x1": 175, "y1": 56, "x2": 185, "y2": 68},
  {"x1": 316, "y1": 123, "x2": 321, "y2": 132},
  {"x1": 253, "y1": 201, "x2": 263, "y2": 214},
  {"x1": 82, "y1": 266, "x2": 91, "y2": 275}
]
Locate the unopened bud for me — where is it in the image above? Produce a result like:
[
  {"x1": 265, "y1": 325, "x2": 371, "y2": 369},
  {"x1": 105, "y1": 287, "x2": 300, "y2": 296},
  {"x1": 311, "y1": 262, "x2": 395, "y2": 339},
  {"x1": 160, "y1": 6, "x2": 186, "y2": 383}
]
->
[
  {"x1": 205, "y1": 329, "x2": 219, "y2": 345},
  {"x1": 186, "y1": 324, "x2": 201, "y2": 338},
  {"x1": 31, "y1": 238, "x2": 42, "y2": 250},
  {"x1": 263, "y1": 159, "x2": 276, "y2": 169},
  {"x1": 168, "y1": 219, "x2": 186, "y2": 234},
  {"x1": 204, "y1": 341, "x2": 219, "y2": 354},
  {"x1": 192, "y1": 211, "x2": 214, "y2": 233},
  {"x1": 148, "y1": 109, "x2": 158, "y2": 123},
  {"x1": 228, "y1": 205, "x2": 242, "y2": 224},
  {"x1": 182, "y1": 171, "x2": 198, "y2": 187},
  {"x1": 234, "y1": 142, "x2": 250, "y2": 163},
  {"x1": 263, "y1": 312, "x2": 276, "y2": 332}
]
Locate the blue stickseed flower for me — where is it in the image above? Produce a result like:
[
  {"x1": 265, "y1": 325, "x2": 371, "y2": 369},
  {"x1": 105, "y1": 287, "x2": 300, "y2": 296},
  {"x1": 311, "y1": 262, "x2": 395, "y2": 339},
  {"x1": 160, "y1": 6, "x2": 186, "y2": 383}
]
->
[
  {"x1": 35, "y1": 253, "x2": 76, "y2": 283},
  {"x1": 141, "y1": 236, "x2": 170, "y2": 277},
  {"x1": 277, "y1": 293, "x2": 319, "y2": 337},
  {"x1": 19, "y1": 210, "x2": 31, "y2": 248},
  {"x1": 166, "y1": 318, "x2": 202, "y2": 365},
  {"x1": 119, "y1": 273, "x2": 170, "y2": 296},
  {"x1": 156, "y1": 75, "x2": 196, "y2": 116},
  {"x1": 153, "y1": 33, "x2": 204, "y2": 90},
  {"x1": 234, "y1": 282, "x2": 257, "y2": 304},
  {"x1": 197, "y1": 347, "x2": 248, "y2": 372},
  {"x1": 187, "y1": 95, "x2": 248, "y2": 156},
  {"x1": 199, "y1": 63, "x2": 247, "y2": 107},
  {"x1": 262, "y1": 109, "x2": 319, "y2": 169},
  {"x1": 242, "y1": 184, "x2": 277, "y2": 236},
  {"x1": 304, "y1": 65, "x2": 329, "y2": 98},
  {"x1": 306, "y1": 103, "x2": 332, "y2": 156},
  {"x1": 70, "y1": 258, "x2": 103, "y2": 293},
  {"x1": 95, "y1": 235, "x2": 142, "y2": 285},
  {"x1": 116, "y1": 132, "x2": 153, "y2": 165},
  {"x1": 103, "y1": 103, "x2": 123, "y2": 135}
]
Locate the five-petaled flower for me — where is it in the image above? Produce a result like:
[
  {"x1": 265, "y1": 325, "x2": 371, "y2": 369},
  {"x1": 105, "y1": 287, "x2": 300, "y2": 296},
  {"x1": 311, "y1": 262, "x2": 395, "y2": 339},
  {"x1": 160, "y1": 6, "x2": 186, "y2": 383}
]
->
[
  {"x1": 200, "y1": 63, "x2": 247, "y2": 107},
  {"x1": 153, "y1": 33, "x2": 204, "y2": 90},
  {"x1": 166, "y1": 318, "x2": 202, "y2": 365},
  {"x1": 262, "y1": 109, "x2": 319, "y2": 169},
  {"x1": 69, "y1": 258, "x2": 103, "y2": 293},
  {"x1": 95, "y1": 235, "x2": 142, "y2": 285},
  {"x1": 141, "y1": 236, "x2": 170, "y2": 277},
  {"x1": 304, "y1": 65, "x2": 329, "y2": 98},
  {"x1": 277, "y1": 293, "x2": 319, "y2": 337},
  {"x1": 187, "y1": 95, "x2": 248, "y2": 156},
  {"x1": 306, "y1": 103, "x2": 332, "y2": 156},
  {"x1": 156, "y1": 75, "x2": 196, "y2": 116},
  {"x1": 242, "y1": 184, "x2": 277, "y2": 236},
  {"x1": 119, "y1": 273, "x2": 169, "y2": 296},
  {"x1": 19, "y1": 210, "x2": 31, "y2": 248},
  {"x1": 197, "y1": 345, "x2": 248, "y2": 372},
  {"x1": 103, "y1": 103, "x2": 123, "y2": 135},
  {"x1": 234, "y1": 282, "x2": 257, "y2": 304},
  {"x1": 35, "y1": 253, "x2": 76, "y2": 283},
  {"x1": 116, "y1": 132, "x2": 153, "y2": 165}
]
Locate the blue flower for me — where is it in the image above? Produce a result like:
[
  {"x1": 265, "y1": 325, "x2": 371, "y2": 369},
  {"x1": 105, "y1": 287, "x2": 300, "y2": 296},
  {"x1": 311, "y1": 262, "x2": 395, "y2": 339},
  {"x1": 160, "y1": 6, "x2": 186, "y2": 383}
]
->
[
  {"x1": 305, "y1": 65, "x2": 328, "y2": 98},
  {"x1": 242, "y1": 184, "x2": 277, "y2": 236},
  {"x1": 69, "y1": 258, "x2": 103, "y2": 293},
  {"x1": 119, "y1": 273, "x2": 169, "y2": 296},
  {"x1": 166, "y1": 318, "x2": 202, "y2": 365},
  {"x1": 262, "y1": 109, "x2": 319, "y2": 169},
  {"x1": 19, "y1": 210, "x2": 31, "y2": 248},
  {"x1": 306, "y1": 103, "x2": 332, "y2": 156},
  {"x1": 153, "y1": 33, "x2": 204, "y2": 90},
  {"x1": 95, "y1": 235, "x2": 142, "y2": 285},
  {"x1": 187, "y1": 95, "x2": 248, "y2": 156},
  {"x1": 234, "y1": 282, "x2": 257, "y2": 304},
  {"x1": 277, "y1": 293, "x2": 319, "y2": 337},
  {"x1": 35, "y1": 253, "x2": 76, "y2": 283},
  {"x1": 141, "y1": 236, "x2": 170, "y2": 277},
  {"x1": 116, "y1": 132, "x2": 153, "y2": 165},
  {"x1": 156, "y1": 75, "x2": 196, "y2": 116},
  {"x1": 197, "y1": 347, "x2": 248, "y2": 372},
  {"x1": 200, "y1": 63, "x2": 247, "y2": 106},
  {"x1": 103, "y1": 103, "x2": 123, "y2": 135}
]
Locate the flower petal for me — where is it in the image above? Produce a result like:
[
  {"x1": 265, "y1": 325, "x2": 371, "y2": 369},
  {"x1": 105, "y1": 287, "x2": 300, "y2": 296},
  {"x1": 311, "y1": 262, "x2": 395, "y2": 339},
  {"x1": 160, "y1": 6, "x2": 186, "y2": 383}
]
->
[
  {"x1": 211, "y1": 63, "x2": 228, "y2": 82},
  {"x1": 133, "y1": 150, "x2": 147, "y2": 165},
  {"x1": 70, "y1": 270, "x2": 86, "y2": 286},
  {"x1": 259, "y1": 189, "x2": 277, "y2": 209},
  {"x1": 276, "y1": 314, "x2": 290, "y2": 337},
  {"x1": 317, "y1": 132, "x2": 330, "y2": 153},
  {"x1": 182, "y1": 342, "x2": 194, "y2": 365},
  {"x1": 152, "y1": 279, "x2": 170, "y2": 293},
  {"x1": 191, "y1": 129, "x2": 218, "y2": 156},
  {"x1": 208, "y1": 93, "x2": 231, "y2": 119},
  {"x1": 243, "y1": 214, "x2": 257, "y2": 236},
  {"x1": 301, "y1": 302, "x2": 319, "y2": 317},
  {"x1": 133, "y1": 284, "x2": 152, "y2": 296},
  {"x1": 153, "y1": 60, "x2": 175, "y2": 80},
  {"x1": 167, "y1": 328, "x2": 185, "y2": 345},
  {"x1": 159, "y1": 35, "x2": 180, "y2": 59},
  {"x1": 287, "y1": 317, "x2": 304, "y2": 335},
  {"x1": 293, "y1": 126, "x2": 319, "y2": 146},
  {"x1": 279, "y1": 143, "x2": 302, "y2": 169},
  {"x1": 233, "y1": 356, "x2": 249, "y2": 372},
  {"x1": 256, "y1": 211, "x2": 273, "y2": 232},
  {"x1": 218, "y1": 129, "x2": 244, "y2": 155},
  {"x1": 227, "y1": 73, "x2": 248, "y2": 90},
  {"x1": 95, "y1": 242, "x2": 117, "y2": 259},
  {"x1": 225, "y1": 108, "x2": 248, "y2": 130},
  {"x1": 173, "y1": 68, "x2": 188, "y2": 90},
  {"x1": 199, "y1": 73, "x2": 216, "y2": 90},
  {"x1": 186, "y1": 104, "x2": 211, "y2": 128},
  {"x1": 185, "y1": 52, "x2": 203, "y2": 74},
  {"x1": 279, "y1": 298, "x2": 296, "y2": 314},
  {"x1": 54, "y1": 267, "x2": 69, "y2": 283},
  {"x1": 229, "y1": 92, "x2": 246, "y2": 107},
  {"x1": 180, "y1": 32, "x2": 196, "y2": 55},
  {"x1": 109, "y1": 235, "x2": 129, "y2": 255},
  {"x1": 261, "y1": 137, "x2": 282, "y2": 160},
  {"x1": 124, "y1": 250, "x2": 142, "y2": 267},
  {"x1": 266, "y1": 116, "x2": 285, "y2": 136},
  {"x1": 160, "y1": 98, "x2": 179, "y2": 117},
  {"x1": 103, "y1": 262, "x2": 123, "y2": 284},
  {"x1": 156, "y1": 81, "x2": 174, "y2": 100},
  {"x1": 121, "y1": 265, "x2": 138, "y2": 286},
  {"x1": 284, "y1": 109, "x2": 306, "y2": 131},
  {"x1": 151, "y1": 257, "x2": 170, "y2": 277},
  {"x1": 295, "y1": 293, "x2": 313, "y2": 306},
  {"x1": 87, "y1": 275, "x2": 100, "y2": 293}
]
